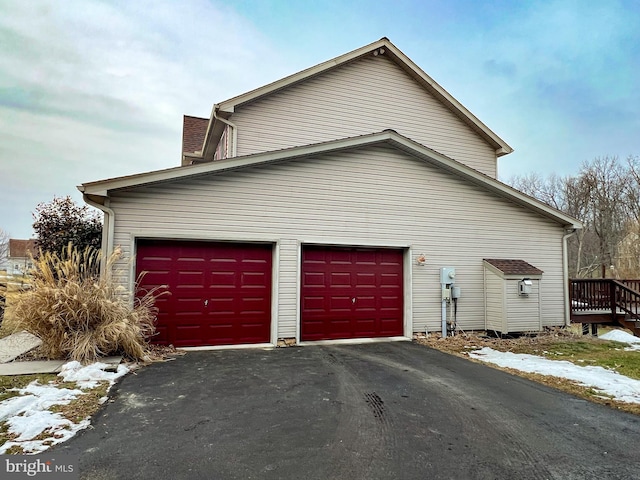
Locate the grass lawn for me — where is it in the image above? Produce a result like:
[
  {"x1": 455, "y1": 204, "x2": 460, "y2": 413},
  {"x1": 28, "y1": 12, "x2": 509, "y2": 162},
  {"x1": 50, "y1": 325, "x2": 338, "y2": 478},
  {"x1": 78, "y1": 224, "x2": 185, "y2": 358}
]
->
[
  {"x1": 0, "y1": 373, "x2": 111, "y2": 453},
  {"x1": 523, "y1": 340, "x2": 640, "y2": 380},
  {"x1": 0, "y1": 374, "x2": 58, "y2": 450},
  {"x1": 418, "y1": 327, "x2": 640, "y2": 415}
]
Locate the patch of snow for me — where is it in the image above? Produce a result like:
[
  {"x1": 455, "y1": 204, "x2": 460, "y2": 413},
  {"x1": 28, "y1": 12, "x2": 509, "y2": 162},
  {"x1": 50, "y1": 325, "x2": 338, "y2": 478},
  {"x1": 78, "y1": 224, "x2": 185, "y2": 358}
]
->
[
  {"x1": 0, "y1": 361, "x2": 129, "y2": 454},
  {"x1": 600, "y1": 329, "x2": 640, "y2": 343},
  {"x1": 599, "y1": 329, "x2": 640, "y2": 351},
  {"x1": 0, "y1": 384, "x2": 81, "y2": 422},
  {"x1": 1, "y1": 419, "x2": 90, "y2": 454},
  {"x1": 469, "y1": 347, "x2": 640, "y2": 404},
  {"x1": 58, "y1": 361, "x2": 129, "y2": 389}
]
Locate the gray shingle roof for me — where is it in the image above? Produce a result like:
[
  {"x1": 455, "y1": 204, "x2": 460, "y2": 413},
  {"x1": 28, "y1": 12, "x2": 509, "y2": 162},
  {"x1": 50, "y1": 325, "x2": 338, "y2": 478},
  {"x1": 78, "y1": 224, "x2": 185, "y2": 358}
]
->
[{"x1": 483, "y1": 259, "x2": 543, "y2": 276}]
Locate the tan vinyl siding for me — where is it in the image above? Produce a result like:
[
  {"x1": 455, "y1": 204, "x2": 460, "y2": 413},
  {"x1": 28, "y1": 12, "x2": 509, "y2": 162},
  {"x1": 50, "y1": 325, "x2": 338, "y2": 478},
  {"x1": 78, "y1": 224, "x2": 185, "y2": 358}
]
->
[
  {"x1": 505, "y1": 281, "x2": 542, "y2": 332},
  {"x1": 231, "y1": 55, "x2": 498, "y2": 177},
  {"x1": 485, "y1": 270, "x2": 505, "y2": 332},
  {"x1": 276, "y1": 238, "x2": 299, "y2": 337},
  {"x1": 110, "y1": 144, "x2": 565, "y2": 337}
]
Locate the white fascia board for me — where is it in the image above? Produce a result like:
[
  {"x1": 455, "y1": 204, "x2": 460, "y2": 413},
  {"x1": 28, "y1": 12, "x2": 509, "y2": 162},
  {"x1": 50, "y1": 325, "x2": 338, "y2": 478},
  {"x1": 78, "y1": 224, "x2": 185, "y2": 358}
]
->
[
  {"x1": 381, "y1": 43, "x2": 513, "y2": 156},
  {"x1": 79, "y1": 133, "x2": 393, "y2": 197},
  {"x1": 213, "y1": 37, "x2": 512, "y2": 157},
  {"x1": 216, "y1": 38, "x2": 389, "y2": 112},
  {"x1": 483, "y1": 261, "x2": 504, "y2": 279},
  {"x1": 183, "y1": 152, "x2": 204, "y2": 163},
  {"x1": 79, "y1": 130, "x2": 579, "y2": 229},
  {"x1": 386, "y1": 135, "x2": 581, "y2": 229}
]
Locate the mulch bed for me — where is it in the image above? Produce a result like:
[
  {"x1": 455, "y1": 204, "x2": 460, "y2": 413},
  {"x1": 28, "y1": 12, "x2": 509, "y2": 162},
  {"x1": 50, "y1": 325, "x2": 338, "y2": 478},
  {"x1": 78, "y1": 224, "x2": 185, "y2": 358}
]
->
[
  {"x1": 415, "y1": 327, "x2": 591, "y2": 356},
  {"x1": 11, "y1": 343, "x2": 183, "y2": 364}
]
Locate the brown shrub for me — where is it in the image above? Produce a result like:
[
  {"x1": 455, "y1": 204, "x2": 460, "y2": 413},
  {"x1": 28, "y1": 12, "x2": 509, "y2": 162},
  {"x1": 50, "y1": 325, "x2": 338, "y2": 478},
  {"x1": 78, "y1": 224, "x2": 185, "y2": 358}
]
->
[{"x1": 7, "y1": 244, "x2": 164, "y2": 362}]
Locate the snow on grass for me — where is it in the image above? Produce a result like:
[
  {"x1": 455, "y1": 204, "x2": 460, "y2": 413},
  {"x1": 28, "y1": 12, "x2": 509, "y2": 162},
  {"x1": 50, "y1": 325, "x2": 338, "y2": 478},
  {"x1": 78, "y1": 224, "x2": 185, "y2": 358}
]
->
[
  {"x1": 469, "y1": 347, "x2": 640, "y2": 404},
  {"x1": 0, "y1": 362, "x2": 129, "y2": 454},
  {"x1": 59, "y1": 361, "x2": 129, "y2": 389},
  {"x1": 600, "y1": 330, "x2": 640, "y2": 351}
]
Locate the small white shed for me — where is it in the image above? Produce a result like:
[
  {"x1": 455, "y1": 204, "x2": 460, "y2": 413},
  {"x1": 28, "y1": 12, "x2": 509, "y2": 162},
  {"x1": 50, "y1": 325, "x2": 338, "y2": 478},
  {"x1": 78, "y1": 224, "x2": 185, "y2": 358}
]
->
[{"x1": 483, "y1": 259, "x2": 544, "y2": 334}]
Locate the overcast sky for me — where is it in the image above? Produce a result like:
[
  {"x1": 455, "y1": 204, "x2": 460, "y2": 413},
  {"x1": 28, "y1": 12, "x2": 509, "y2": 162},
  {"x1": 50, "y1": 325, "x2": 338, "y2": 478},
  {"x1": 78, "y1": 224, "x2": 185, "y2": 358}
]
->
[{"x1": 1, "y1": 0, "x2": 639, "y2": 239}]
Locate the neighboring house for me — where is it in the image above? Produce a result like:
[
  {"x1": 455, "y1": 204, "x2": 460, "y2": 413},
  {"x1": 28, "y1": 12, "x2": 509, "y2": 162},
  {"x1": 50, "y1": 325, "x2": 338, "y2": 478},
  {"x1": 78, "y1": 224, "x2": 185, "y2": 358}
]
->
[
  {"x1": 7, "y1": 239, "x2": 36, "y2": 276},
  {"x1": 79, "y1": 38, "x2": 581, "y2": 348}
]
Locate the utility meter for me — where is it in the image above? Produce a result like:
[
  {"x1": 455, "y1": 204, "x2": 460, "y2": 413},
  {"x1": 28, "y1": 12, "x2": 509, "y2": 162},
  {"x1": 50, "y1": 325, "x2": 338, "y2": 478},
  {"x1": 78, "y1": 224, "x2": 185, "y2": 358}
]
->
[
  {"x1": 440, "y1": 267, "x2": 456, "y2": 285},
  {"x1": 518, "y1": 279, "x2": 533, "y2": 296},
  {"x1": 440, "y1": 267, "x2": 459, "y2": 339}
]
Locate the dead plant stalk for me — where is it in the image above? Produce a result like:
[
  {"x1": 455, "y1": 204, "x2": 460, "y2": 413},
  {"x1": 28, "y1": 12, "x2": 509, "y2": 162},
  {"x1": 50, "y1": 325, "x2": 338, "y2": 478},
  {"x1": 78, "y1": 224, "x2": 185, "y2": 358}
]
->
[{"x1": 7, "y1": 244, "x2": 164, "y2": 363}]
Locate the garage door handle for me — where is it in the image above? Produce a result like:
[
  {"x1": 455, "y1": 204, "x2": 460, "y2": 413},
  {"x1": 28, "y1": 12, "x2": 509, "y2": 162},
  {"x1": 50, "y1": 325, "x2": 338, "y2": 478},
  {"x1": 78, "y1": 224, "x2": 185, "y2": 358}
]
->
[
  {"x1": 352, "y1": 298, "x2": 356, "y2": 304},
  {"x1": 204, "y1": 300, "x2": 209, "y2": 306}
]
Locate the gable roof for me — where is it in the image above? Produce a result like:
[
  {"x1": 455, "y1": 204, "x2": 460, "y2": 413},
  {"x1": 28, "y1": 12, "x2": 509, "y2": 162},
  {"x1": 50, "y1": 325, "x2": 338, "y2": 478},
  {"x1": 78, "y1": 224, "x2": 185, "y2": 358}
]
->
[
  {"x1": 80, "y1": 130, "x2": 579, "y2": 229},
  {"x1": 194, "y1": 37, "x2": 513, "y2": 162},
  {"x1": 9, "y1": 239, "x2": 37, "y2": 258}
]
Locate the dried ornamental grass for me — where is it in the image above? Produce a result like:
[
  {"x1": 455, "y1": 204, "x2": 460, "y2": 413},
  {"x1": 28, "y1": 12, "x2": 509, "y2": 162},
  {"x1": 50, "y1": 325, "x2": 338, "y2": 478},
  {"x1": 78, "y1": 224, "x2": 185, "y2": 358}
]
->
[
  {"x1": 8, "y1": 244, "x2": 164, "y2": 363},
  {"x1": 0, "y1": 281, "x2": 5, "y2": 320}
]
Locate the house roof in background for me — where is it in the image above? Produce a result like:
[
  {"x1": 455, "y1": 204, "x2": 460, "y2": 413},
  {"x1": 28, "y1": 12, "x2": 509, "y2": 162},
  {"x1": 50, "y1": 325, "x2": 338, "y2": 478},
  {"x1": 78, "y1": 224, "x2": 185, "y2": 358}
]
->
[
  {"x1": 9, "y1": 239, "x2": 37, "y2": 258},
  {"x1": 194, "y1": 37, "x2": 514, "y2": 161},
  {"x1": 182, "y1": 115, "x2": 209, "y2": 155},
  {"x1": 484, "y1": 259, "x2": 544, "y2": 276}
]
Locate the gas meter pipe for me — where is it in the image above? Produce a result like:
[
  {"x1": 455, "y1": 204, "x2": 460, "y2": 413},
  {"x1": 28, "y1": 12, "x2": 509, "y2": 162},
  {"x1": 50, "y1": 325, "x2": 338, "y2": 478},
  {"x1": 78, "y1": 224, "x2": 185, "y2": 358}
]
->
[{"x1": 441, "y1": 298, "x2": 447, "y2": 338}]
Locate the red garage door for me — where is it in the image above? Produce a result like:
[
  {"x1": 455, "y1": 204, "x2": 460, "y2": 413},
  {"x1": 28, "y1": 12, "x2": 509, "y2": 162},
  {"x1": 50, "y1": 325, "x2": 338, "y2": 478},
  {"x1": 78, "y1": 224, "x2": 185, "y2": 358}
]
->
[
  {"x1": 136, "y1": 240, "x2": 272, "y2": 347},
  {"x1": 301, "y1": 246, "x2": 404, "y2": 341}
]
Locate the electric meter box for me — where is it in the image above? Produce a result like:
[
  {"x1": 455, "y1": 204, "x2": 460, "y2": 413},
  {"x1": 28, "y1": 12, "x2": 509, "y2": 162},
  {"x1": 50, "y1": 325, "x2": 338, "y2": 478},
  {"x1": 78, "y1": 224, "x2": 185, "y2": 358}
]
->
[
  {"x1": 518, "y1": 279, "x2": 533, "y2": 296},
  {"x1": 440, "y1": 267, "x2": 456, "y2": 285}
]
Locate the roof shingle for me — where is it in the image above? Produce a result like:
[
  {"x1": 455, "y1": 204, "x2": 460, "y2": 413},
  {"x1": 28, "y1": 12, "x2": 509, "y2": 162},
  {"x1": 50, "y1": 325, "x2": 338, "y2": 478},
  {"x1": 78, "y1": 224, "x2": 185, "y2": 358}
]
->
[
  {"x1": 182, "y1": 115, "x2": 209, "y2": 154},
  {"x1": 483, "y1": 259, "x2": 543, "y2": 276},
  {"x1": 9, "y1": 239, "x2": 37, "y2": 258}
]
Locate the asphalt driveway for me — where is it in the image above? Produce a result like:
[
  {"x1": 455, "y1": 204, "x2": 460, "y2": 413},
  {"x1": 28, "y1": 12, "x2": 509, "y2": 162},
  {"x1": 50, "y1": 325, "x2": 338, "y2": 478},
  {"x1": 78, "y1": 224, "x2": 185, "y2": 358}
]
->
[{"x1": 56, "y1": 342, "x2": 640, "y2": 480}]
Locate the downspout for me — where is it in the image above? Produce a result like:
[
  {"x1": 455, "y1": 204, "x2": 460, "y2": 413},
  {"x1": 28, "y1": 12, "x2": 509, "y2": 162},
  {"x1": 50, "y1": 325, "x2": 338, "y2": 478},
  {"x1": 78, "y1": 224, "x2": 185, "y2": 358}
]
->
[
  {"x1": 563, "y1": 228, "x2": 578, "y2": 327},
  {"x1": 212, "y1": 105, "x2": 238, "y2": 158},
  {"x1": 81, "y1": 192, "x2": 115, "y2": 277}
]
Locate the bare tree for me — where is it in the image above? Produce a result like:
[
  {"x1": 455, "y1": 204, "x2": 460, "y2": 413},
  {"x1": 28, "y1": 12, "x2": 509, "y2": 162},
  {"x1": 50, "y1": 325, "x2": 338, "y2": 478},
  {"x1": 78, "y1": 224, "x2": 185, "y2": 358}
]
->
[
  {"x1": 0, "y1": 228, "x2": 9, "y2": 268},
  {"x1": 625, "y1": 155, "x2": 640, "y2": 223},
  {"x1": 509, "y1": 156, "x2": 636, "y2": 278},
  {"x1": 580, "y1": 156, "x2": 632, "y2": 277},
  {"x1": 510, "y1": 172, "x2": 591, "y2": 277}
]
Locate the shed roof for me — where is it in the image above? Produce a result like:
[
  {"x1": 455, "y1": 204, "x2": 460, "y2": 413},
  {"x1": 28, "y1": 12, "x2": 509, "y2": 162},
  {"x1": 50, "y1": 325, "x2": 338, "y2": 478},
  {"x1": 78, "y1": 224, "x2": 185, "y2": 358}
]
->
[{"x1": 483, "y1": 259, "x2": 544, "y2": 276}]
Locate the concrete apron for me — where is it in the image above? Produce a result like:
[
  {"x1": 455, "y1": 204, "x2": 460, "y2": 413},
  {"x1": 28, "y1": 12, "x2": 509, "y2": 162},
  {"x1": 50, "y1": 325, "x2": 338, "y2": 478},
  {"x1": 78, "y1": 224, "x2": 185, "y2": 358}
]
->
[
  {"x1": 0, "y1": 331, "x2": 42, "y2": 363},
  {"x1": 0, "y1": 331, "x2": 123, "y2": 375}
]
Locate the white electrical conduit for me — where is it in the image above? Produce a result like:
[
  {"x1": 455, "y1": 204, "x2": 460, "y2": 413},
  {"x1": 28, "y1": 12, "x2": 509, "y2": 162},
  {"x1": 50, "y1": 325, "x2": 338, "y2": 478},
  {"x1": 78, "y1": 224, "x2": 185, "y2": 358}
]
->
[{"x1": 441, "y1": 297, "x2": 447, "y2": 338}]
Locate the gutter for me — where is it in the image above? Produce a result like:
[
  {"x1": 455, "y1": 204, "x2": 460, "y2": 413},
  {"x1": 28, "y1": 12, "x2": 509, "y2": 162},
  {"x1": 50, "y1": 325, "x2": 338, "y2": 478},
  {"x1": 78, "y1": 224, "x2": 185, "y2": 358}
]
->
[
  {"x1": 210, "y1": 104, "x2": 238, "y2": 159},
  {"x1": 79, "y1": 189, "x2": 115, "y2": 277},
  {"x1": 563, "y1": 228, "x2": 578, "y2": 326}
]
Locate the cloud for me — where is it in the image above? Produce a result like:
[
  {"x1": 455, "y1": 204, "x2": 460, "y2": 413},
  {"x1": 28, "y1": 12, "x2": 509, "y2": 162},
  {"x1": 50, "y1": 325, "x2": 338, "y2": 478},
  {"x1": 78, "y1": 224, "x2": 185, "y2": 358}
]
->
[
  {"x1": 435, "y1": 0, "x2": 640, "y2": 179},
  {"x1": 483, "y1": 59, "x2": 517, "y2": 78},
  {"x1": 1, "y1": 0, "x2": 639, "y2": 237},
  {"x1": 0, "y1": 0, "x2": 293, "y2": 238}
]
